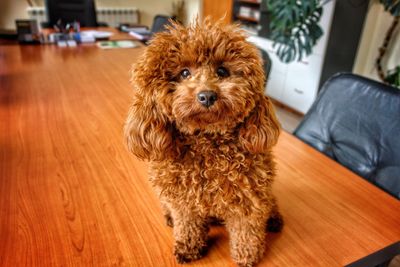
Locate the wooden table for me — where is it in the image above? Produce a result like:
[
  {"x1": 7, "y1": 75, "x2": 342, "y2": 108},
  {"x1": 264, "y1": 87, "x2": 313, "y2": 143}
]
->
[{"x1": 1, "y1": 40, "x2": 399, "y2": 267}]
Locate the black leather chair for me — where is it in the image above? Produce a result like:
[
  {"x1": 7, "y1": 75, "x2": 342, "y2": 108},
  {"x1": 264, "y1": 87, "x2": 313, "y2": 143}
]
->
[
  {"x1": 140, "y1": 15, "x2": 173, "y2": 44},
  {"x1": 294, "y1": 73, "x2": 400, "y2": 199},
  {"x1": 150, "y1": 15, "x2": 173, "y2": 34},
  {"x1": 260, "y1": 49, "x2": 272, "y2": 79}
]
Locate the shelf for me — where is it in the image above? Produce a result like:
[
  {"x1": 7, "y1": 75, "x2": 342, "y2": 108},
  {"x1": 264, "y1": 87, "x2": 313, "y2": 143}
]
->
[
  {"x1": 236, "y1": 15, "x2": 259, "y2": 23},
  {"x1": 238, "y1": 0, "x2": 261, "y2": 5}
]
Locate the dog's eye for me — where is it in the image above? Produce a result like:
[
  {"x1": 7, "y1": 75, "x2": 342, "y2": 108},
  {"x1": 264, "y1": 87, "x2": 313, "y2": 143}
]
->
[
  {"x1": 216, "y1": 66, "x2": 229, "y2": 78},
  {"x1": 180, "y1": 69, "x2": 191, "y2": 79}
]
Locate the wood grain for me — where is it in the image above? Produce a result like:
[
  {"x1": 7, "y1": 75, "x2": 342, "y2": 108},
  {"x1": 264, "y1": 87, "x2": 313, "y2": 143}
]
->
[
  {"x1": 202, "y1": 0, "x2": 233, "y2": 25},
  {"x1": 1, "y1": 40, "x2": 399, "y2": 267}
]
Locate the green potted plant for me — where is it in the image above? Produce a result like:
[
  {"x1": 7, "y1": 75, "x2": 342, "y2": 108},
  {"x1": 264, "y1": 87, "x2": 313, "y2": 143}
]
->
[{"x1": 267, "y1": 0, "x2": 400, "y2": 88}]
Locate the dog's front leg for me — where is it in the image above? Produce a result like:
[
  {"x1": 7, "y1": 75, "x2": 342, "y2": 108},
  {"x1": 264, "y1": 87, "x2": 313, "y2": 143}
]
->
[
  {"x1": 226, "y1": 215, "x2": 267, "y2": 267},
  {"x1": 172, "y1": 209, "x2": 208, "y2": 263}
]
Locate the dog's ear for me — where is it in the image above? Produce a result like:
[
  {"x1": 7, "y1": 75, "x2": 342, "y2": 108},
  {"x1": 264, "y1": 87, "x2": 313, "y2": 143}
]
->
[
  {"x1": 124, "y1": 54, "x2": 174, "y2": 161},
  {"x1": 239, "y1": 95, "x2": 280, "y2": 153},
  {"x1": 124, "y1": 93, "x2": 173, "y2": 161}
]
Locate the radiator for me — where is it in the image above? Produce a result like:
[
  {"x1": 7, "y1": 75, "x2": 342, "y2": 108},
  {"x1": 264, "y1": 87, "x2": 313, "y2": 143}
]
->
[
  {"x1": 96, "y1": 7, "x2": 139, "y2": 27},
  {"x1": 27, "y1": 6, "x2": 139, "y2": 28}
]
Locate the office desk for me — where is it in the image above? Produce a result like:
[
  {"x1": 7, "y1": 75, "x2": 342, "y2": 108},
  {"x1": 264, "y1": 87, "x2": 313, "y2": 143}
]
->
[{"x1": 0, "y1": 42, "x2": 399, "y2": 267}]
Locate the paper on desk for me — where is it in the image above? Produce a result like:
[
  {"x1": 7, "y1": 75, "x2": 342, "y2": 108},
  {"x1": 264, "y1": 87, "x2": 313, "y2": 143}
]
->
[
  {"x1": 97, "y1": 40, "x2": 140, "y2": 49},
  {"x1": 129, "y1": 31, "x2": 152, "y2": 41},
  {"x1": 81, "y1": 30, "x2": 113, "y2": 39}
]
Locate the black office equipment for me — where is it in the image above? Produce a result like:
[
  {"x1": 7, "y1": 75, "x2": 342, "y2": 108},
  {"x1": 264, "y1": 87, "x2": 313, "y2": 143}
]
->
[
  {"x1": 15, "y1": 19, "x2": 41, "y2": 43},
  {"x1": 45, "y1": 0, "x2": 98, "y2": 27}
]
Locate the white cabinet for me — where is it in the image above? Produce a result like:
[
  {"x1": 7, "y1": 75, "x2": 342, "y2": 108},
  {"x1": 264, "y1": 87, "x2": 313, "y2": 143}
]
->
[
  {"x1": 247, "y1": 0, "x2": 336, "y2": 114},
  {"x1": 267, "y1": 71, "x2": 286, "y2": 101},
  {"x1": 282, "y1": 55, "x2": 324, "y2": 113}
]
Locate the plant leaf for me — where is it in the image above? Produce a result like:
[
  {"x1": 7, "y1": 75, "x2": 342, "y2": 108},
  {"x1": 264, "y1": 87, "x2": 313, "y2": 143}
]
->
[{"x1": 267, "y1": 0, "x2": 324, "y2": 63}]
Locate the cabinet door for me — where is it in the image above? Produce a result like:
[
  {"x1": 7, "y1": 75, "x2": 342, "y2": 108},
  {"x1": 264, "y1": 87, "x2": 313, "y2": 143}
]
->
[
  {"x1": 266, "y1": 48, "x2": 288, "y2": 101},
  {"x1": 266, "y1": 71, "x2": 285, "y2": 101},
  {"x1": 247, "y1": 36, "x2": 287, "y2": 101},
  {"x1": 282, "y1": 55, "x2": 323, "y2": 113},
  {"x1": 202, "y1": 0, "x2": 233, "y2": 24}
]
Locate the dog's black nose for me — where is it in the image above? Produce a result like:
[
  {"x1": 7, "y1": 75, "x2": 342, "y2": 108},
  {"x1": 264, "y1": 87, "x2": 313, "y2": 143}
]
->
[{"x1": 197, "y1": 90, "x2": 217, "y2": 107}]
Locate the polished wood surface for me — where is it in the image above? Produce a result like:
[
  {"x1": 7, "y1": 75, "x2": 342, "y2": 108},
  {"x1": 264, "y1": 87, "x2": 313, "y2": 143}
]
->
[
  {"x1": 1, "y1": 41, "x2": 399, "y2": 267},
  {"x1": 202, "y1": 0, "x2": 233, "y2": 25}
]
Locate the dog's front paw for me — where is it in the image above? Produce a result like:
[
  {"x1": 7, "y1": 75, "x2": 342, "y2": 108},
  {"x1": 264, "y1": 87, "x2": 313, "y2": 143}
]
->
[
  {"x1": 174, "y1": 241, "x2": 207, "y2": 263},
  {"x1": 232, "y1": 248, "x2": 264, "y2": 267},
  {"x1": 236, "y1": 261, "x2": 257, "y2": 267},
  {"x1": 233, "y1": 254, "x2": 262, "y2": 267}
]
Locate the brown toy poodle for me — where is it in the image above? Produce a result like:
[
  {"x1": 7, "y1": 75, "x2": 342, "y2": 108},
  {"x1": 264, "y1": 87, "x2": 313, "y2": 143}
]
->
[{"x1": 124, "y1": 19, "x2": 283, "y2": 267}]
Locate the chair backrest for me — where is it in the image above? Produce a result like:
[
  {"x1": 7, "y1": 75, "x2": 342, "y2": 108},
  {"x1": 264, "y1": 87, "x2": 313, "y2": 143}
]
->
[
  {"x1": 150, "y1": 15, "x2": 172, "y2": 34},
  {"x1": 45, "y1": 0, "x2": 97, "y2": 27},
  {"x1": 259, "y1": 49, "x2": 272, "y2": 79},
  {"x1": 294, "y1": 73, "x2": 400, "y2": 199}
]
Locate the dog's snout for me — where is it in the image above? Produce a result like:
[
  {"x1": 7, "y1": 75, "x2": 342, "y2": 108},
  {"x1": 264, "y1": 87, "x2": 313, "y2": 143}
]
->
[{"x1": 197, "y1": 90, "x2": 217, "y2": 107}]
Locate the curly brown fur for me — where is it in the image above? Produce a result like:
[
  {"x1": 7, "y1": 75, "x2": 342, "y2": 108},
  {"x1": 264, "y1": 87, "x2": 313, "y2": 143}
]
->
[{"x1": 124, "y1": 19, "x2": 282, "y2": 267}]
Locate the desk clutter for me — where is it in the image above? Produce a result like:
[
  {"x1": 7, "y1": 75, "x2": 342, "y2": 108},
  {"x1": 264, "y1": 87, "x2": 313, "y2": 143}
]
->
[
  {"x1": 10, "y1": 14, "x2": 173, "y2": 48},
  {"x1": 45, "y1": 20, "x2": 113, "y2": 47},
  {"x1": 119, "y1": 24, "x2": 152, "y2": 41},
  {"x1": 48, "y1": 30, "x2": 113, "y2": 47},
  {"x1": 97, "y1": 40, "x2": 139, "y2": 49},
  {"x1": 13, "y1": 19, "x2": 140, "y2": 49}
]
